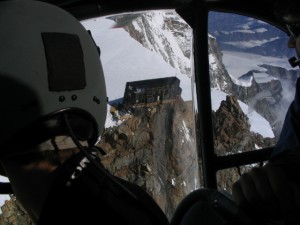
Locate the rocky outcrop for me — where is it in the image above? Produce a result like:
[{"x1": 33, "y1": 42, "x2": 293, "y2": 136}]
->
[
  {"x1": 212, "y1": 95, "x2": 276, "y2": 192},
  {"x1": 98, "y1": 94, "x2": 277, "y2": 217},
  {"x1": 208, "y1": 35, "x2": 234, "y2": 94},
  {"x1": 98, "y1": 98, "x2": 199, "y2": 220},
  {"x1": 0, "y1": 196, "x2": 33, "y2": 225},
  {"x1": 213, "y1": 95, "x2": 276, "y2": 155},
  {"x1": 213, "y1": 95, "x2": 251, "y2": 156}
]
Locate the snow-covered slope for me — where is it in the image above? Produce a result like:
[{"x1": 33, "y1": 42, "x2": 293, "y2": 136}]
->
[
  {"x1": 81, "y1": 14, "x2": 275, "y2": 138},
  {"x1": 82, "y1": 17, "x2": 192, "y2": 102},
  {"x1": 127, "y1": 11, "x2": 192, "y2": 75}
]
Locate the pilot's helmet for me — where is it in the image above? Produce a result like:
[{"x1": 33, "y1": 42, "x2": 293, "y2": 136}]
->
[{"x1": 0, "y1": 0, "x2": 107, "y2": 158}]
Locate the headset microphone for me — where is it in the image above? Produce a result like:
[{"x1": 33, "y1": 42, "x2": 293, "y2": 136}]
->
[{"x1": 289, "y1": 56, "x2": 300, "y2": 67}]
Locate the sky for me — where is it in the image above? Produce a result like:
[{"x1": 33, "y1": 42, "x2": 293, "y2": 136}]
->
[{"x1": 0, "y1": 13, "x2": 294, "y2": 212}]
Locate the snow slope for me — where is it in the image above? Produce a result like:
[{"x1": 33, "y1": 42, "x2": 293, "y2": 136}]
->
[{"x1": 82, "y1": 16, "x2": 274, "y2": 138}]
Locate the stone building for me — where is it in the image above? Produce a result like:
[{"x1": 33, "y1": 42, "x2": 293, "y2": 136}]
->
[{"x1": 123, "y1": 76, "x2": 182, "y2": 108}]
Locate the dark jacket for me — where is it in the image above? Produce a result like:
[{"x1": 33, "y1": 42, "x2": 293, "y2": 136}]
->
[
  {"x1": 272, "y1": 78, "x2": 300, "y2": 157},
  {"x1": 38, "y1": 152, "x2": 170, "y2": 225},
  {"x1": 271, "y1": 78, "x2": 300, "y2": 185}
]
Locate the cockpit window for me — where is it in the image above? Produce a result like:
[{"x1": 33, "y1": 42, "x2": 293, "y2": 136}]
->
[
  {"x1": 209, "y1": 11, "x2": 297, "y2": 156},
  {"x1": 81, "y1": 11, "x2": 197, "y2": 220},
  {"x1": 208, "y1": 11, "x2": 299, "y2": 191}
]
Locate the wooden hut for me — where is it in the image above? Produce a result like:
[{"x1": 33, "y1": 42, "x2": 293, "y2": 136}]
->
[{"x1": 123, "y1": 76, "x2": 182, "y2": 108}]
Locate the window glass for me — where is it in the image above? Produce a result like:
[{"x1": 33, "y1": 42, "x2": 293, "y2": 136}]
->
[
  {"x1": 208, "y1": 11, "x2": 299, "y2": 192},
  {"x1": 82, "y1": 10, "x2": 198, "y2": 219},
  {"x1": 208, "y1": 11, "x2": 298, "y2": 157}
]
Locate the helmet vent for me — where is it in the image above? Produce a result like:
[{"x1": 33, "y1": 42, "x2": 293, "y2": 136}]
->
[{"x1": 42, "y1": 32, "x2": 86, "y2": 92}]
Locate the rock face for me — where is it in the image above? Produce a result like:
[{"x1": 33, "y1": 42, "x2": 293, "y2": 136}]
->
[
  {"x1": 213, "y1": 94, "x2": 276, "y2": 155},
  {"x1": 97, "y1": 93, "x2": 277, "y2": 217},
  {"x1": 209, "y1": 35, "x2": 234, "y2": 94},
  {"x1": 213, "y1": 95, "x2": 252, "y2": 156},
  {"x1": 0, "y1": 197, "x2": 33, "y2": 225},
  {"x1": 212, "y1": 95, "x2": 276, "y2": 192},
  {"x1": 98, "y1": 98, "x2": 199, "y2": 220},
  {"x1": 121, "y1": 11, "x2": 192, "y2": 76}
]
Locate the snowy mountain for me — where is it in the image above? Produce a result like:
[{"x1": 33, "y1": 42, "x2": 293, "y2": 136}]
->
[
  {"x1": 80, "y1": 10, "x2": 292, "y2": 146},
  {"x1": 82, "y1": 16, "x2": 192, "y2": 103},
  {"x1": 116, "y1": 11, "x2": 192, "y2": 76}
]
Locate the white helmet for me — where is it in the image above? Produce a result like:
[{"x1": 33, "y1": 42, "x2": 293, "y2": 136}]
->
[{"x1": 0, "y1": 0, "x2": 107, "y2": 158}]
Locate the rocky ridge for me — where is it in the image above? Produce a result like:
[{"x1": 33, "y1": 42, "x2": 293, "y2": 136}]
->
[{"x1": 98, "y1": 98, "x2": 199, "y2": 219}]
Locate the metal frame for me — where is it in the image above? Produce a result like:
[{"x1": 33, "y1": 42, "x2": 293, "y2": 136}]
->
[{"x1": 192, "y1": 3, "x2": 276, "y2": 189}]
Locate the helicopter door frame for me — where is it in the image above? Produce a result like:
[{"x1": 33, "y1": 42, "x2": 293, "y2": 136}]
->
[{"x1": 191, "y1": 3, "x2": 274, "y2": 189}]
